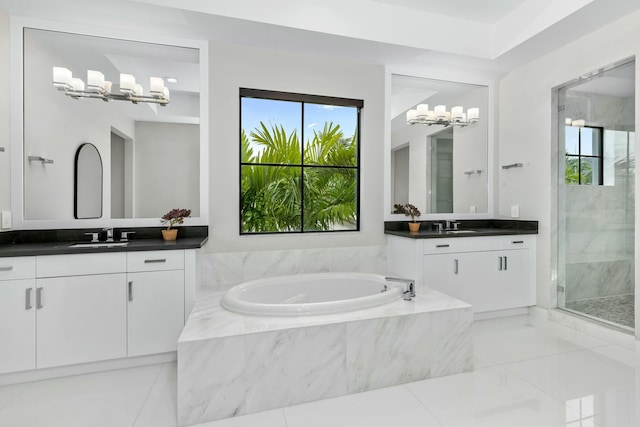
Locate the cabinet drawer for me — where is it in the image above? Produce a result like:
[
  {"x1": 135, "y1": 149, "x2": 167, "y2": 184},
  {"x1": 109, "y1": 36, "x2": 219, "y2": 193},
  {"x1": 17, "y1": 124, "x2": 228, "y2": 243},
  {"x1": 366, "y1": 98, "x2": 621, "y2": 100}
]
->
[
  {"x1": 423, "y1": 235, "x2": 533, "y2": 254},
  {"x1": 0, "y1": 257, "x2": 36, "y2": 280},
  {"x1": 127, "y1": 251, "x2": 184, "y2": 272},
  {"x1": 37, "y1": 253, "x2": 126, "y2": 277}
]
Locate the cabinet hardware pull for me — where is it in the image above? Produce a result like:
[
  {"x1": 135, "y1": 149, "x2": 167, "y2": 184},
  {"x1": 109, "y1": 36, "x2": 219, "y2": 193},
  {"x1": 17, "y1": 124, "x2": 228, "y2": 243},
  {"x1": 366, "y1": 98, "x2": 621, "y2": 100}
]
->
[
  {"x1": 436, "y1": 244, "x2": 450, "y2": 248},
  {"x1": 504, "y1": 256, "x2": 508, "y2": 271},
  {"x1": 454, "y1": 259, "x2": 459, "y2": 275},
  {"x1": 0, "y1": 266, "x2": 13, "y2": 271},
  {"x1": 511, "y1": 240, "x2": 524, "y2": 244},
  {"x1": 36, "y1": 287, "x2": 43, "y2": 309},
  {"x1": 25, "y1": 288, "x2": 33, "y2": 310},
  {"x1": 144, "y1": 259, "x2": 166, "y2": 263},
  {"x1": 128, "y1": 281, "x2": 133, "y2": 302},
  {"x1": 498, "y1": 256, "x2": 503, "y2": 271}
]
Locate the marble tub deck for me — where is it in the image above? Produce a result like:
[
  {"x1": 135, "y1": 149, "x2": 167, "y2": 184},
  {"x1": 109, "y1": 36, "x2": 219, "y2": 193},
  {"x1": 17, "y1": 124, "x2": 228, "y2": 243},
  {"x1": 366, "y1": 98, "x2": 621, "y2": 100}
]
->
[{"x1": 177, "y1": 288, "x2": 473, "y2": 426}]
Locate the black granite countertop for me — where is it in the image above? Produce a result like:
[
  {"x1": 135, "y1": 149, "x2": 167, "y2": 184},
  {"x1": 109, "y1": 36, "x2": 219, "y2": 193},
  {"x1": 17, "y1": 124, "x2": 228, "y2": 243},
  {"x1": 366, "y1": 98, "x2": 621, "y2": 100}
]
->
[
  {"x1": 384, "y1": 219, "x2": 538, "y2": 239},
  {"x1": 0, "y1": 226, "x2": 208, "y2": 257}
]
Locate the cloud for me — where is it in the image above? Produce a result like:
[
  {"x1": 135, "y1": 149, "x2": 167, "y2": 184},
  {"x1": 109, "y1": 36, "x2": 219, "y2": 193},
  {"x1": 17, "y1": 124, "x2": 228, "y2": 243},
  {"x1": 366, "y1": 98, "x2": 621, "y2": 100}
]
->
[{"x1": 307, "y1": 122, "x2": 318, "y2": 128}]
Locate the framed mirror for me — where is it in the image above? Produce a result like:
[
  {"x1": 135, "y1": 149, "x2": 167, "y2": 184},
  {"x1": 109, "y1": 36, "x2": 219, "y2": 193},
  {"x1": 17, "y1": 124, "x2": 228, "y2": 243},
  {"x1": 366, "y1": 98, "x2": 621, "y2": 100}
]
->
[
  {"x1": 386, "y1": 74, "x2": 492, "y2": 220},
  {"x1": 10, "y1": 20, "x2": 208, "y2": 229},
  {"x1": 74, "y1": 143, "x2": 103, "y2": 219}
]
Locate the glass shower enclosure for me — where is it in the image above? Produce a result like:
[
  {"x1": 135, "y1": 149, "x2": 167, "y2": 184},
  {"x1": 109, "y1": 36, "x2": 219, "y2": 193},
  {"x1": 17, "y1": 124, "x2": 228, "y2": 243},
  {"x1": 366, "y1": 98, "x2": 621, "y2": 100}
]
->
[{"x1": 556, "y1": 59, "x2": 636, "y2": 330}]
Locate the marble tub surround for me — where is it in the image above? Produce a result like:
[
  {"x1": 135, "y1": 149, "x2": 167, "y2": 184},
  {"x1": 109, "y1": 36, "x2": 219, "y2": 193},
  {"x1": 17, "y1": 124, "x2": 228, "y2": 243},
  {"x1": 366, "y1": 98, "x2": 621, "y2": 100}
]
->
[
  {"x1": 384, "y1": 219, "x2": 538, "y2": 238},
  {"x1": 197, "y1": 245, "x2": 387, "y2": 293},
  {"x1": 177, "y1": 288, "x2": 472, "y2": 425}
]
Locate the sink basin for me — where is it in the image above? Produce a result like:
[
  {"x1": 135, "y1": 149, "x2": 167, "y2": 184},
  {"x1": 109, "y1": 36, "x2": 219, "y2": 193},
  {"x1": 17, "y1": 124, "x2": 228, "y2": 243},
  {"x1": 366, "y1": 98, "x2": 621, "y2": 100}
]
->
[
  {"x1": 444, "y1": 230, "x2": 478, "y2": 234},
  {"x1": 69, "y1": 242, "x2": 129, "y2": 248}
]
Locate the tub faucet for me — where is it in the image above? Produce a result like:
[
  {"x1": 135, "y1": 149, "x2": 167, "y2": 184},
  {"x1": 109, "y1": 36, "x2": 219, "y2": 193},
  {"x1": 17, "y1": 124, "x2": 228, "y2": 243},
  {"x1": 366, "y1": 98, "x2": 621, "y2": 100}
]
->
[{"x1": 384, "y1": 277, "x2": 416, "y2": 301}]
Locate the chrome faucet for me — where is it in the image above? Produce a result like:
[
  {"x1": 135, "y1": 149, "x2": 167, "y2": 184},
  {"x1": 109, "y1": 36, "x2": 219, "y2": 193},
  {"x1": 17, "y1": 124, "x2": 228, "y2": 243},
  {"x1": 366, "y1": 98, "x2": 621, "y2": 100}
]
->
[
  {"x1": 103, "y1": 228, "x2": 114, "y2": 242},
  {"x1": 384, "y1": 277, "x2": 416, "y2": 301}
]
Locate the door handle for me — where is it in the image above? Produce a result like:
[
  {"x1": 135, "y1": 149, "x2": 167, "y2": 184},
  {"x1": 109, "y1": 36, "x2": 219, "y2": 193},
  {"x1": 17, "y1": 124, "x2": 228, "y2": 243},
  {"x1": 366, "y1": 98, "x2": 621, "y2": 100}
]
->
[
  {"x1": 504, "y1": 256, "x2": 508, "y2": 271},
  {"x1": 436, "y1": 244, "x2": 449, "y2": 248},
  {"x1": 128, "y1": 281, "x2": 133, "y2": 302},
  {"x1": 144, "y1": 259, "x2": 166, "y2": 264},
  {"x1": 25, "y1": 288, "x2": 33, "y2": 310},
  {"x1": 36, "y1": 287, "x2": 43, "y2": 309},
  {"x1": 0, "y1": 266, "x2": 13, "y2": 271},
  {"x1": 498, "y1": 256, "x2": 503, "y2": 271},
  {"x1": 511, "y1": 240, "x2": 524, "y2": 244},
  {"x1": 454, "y1": 259, "x2": 459, "y2": 275}
]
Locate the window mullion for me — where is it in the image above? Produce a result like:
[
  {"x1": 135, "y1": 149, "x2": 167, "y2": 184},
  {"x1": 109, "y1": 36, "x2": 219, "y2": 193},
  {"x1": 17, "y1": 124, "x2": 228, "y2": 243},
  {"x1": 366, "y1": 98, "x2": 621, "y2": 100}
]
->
[{"x1": 300, "y1": 102, "x2": 305, "y2": 232}]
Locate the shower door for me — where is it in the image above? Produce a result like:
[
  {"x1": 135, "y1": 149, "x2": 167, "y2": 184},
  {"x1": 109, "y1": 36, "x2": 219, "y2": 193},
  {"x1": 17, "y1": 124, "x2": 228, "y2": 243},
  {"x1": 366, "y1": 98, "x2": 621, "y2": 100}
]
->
[{"x1": 556, "y1": 59, "x2": 636, "y2": 330}]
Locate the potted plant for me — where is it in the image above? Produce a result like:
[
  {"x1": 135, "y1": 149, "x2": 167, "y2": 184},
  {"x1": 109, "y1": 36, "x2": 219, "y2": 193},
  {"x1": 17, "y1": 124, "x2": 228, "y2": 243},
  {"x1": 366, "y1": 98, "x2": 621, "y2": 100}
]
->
[
  {"x1": 394, "y1": 203, "x2": 421, "y2": 232},
  {"x1": 161, "y1": 208, "x2": 191, "y2": 241}
]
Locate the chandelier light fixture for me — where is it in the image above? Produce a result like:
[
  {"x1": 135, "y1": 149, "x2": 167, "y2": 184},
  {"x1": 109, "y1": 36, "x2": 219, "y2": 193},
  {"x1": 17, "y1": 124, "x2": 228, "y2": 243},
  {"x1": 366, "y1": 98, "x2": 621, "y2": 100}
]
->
[
  {"x1": 52, "y1": 67, "x2": 170, "y2": 105},
  {"x1": 406, "y1": 104, "x2": 479, "y2": 127}
]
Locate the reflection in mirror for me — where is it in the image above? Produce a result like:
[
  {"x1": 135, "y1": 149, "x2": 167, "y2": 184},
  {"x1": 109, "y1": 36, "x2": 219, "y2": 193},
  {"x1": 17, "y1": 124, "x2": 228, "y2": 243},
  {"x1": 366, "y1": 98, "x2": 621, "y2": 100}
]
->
[
  {"x1": 23, "y1": 28, "x2": 200, "y2": 221},
  {"x1": 74, "y1": 143, "x2": 103, "y2": 219},
  {"x1": 390, "y1": 75, "x2": 488, "y2": 214}
]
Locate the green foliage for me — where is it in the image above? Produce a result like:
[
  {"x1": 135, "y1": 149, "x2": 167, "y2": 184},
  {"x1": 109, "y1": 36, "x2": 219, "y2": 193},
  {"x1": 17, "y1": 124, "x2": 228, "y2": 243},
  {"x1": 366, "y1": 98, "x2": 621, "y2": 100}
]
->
[
  {"x1": 241, "y1": 121, "x2": 357, "y2": 233},
  {"x1": 565, "y1": 155, "x2": 593, "y2": 185}
]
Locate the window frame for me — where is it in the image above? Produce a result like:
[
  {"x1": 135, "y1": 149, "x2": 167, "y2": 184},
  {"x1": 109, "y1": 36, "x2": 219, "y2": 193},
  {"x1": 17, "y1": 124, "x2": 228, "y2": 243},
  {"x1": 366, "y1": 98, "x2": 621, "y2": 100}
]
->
[
  {"x1": 565, "y1": 125, "x2": 604, "y2": 185},
  {"x1": 239, "y1": 88, "x2": 363, "y2": 235}
]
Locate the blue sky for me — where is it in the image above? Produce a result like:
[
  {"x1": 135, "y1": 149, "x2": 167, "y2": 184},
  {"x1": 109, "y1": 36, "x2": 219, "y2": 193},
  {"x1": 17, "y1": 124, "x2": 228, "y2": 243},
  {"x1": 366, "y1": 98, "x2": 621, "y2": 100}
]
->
[{"x1": 241, "y1": 98, "x2": 358, "y2": 155}]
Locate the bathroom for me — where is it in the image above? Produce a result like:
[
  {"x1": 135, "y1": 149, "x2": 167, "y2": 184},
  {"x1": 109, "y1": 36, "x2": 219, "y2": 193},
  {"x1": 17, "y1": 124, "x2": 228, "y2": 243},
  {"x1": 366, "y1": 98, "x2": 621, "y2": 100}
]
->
[{"x1": 1, "y1": 1, "x2": 640, "y2": 427}]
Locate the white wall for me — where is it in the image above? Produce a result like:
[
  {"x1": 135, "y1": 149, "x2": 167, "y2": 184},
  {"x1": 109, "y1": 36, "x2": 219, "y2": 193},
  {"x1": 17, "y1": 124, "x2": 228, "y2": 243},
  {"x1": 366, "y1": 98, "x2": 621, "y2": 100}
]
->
[
  {"x1": 23, "y1": 30, "x2": 135, "y2": 220},
  {"x1": 498, "y1": 10, "x2": 640, "y2": 310},
  {"x1": 452, "y1": 87, "x2": 488, "y2": 214},
  {"x1": 207, "y1": 42, "x2": 386, "y2": 253},
  {"x1": 0, "y1": 9, "x2": 10, "y2": 225},
  {"x1": 133, "y1": 122, "x2": 199, "y2": 219}
]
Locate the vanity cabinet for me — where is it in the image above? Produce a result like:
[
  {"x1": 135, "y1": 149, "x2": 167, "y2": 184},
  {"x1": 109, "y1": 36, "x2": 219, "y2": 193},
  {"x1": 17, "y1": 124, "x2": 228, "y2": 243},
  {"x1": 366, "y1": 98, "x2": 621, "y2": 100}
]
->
[
  {"x1": 127, "y1": 251, "x2": 185, "y2": 357},
  {"x1": 0, "y1": 249, "x2": 193, "y2": 375},
  {"x1": 388, "y1": 235, "x2": 536, "y2": 314},
  {"x1": 0, "y1": 257, "x2": 36, "y2": 374}
]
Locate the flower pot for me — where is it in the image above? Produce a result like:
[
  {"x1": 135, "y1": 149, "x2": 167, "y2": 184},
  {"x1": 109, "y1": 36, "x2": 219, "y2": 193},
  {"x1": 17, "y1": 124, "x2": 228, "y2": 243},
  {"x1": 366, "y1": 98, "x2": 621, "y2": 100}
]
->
[
  {"x1": 408, "y1": 222, "x2": 420, "y2": 232},
  {"x1": 162, "y1": 229, "x2": 178, "y2": 241}
]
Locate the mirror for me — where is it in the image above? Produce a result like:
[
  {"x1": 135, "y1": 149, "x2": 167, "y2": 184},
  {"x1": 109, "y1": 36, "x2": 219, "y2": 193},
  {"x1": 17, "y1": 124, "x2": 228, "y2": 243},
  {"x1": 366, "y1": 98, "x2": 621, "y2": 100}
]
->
[
  {"x1": 74, "y1": 143, "x2": 103, "y2": 219},
  {"x1": 21, "y1": 27, "x2": 202, "y2": 222},
  {"x1": 389, "y1": 75, "x2": 489, "y2": 215}
]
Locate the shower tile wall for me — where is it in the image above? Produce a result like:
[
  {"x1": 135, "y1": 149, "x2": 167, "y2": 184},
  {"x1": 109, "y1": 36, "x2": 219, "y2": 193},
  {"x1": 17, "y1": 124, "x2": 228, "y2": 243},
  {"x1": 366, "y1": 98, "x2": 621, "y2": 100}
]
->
[
  {"x1": 197, "y1": 246, "x2": 387, "y2": 294},
  {"x1": 563, "y1": 92, "x2": 635, "y2": 303}
]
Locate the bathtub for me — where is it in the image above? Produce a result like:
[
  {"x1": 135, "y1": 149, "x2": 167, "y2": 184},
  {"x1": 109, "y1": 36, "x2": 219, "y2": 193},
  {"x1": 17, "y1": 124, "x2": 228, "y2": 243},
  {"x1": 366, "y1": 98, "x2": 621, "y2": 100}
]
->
[
  {"x1": 178, "y1": 274, "x2": 473, "y2": 425},
  {"x1": 221, "y1": 272, "x2": 404, "y2": 316}
]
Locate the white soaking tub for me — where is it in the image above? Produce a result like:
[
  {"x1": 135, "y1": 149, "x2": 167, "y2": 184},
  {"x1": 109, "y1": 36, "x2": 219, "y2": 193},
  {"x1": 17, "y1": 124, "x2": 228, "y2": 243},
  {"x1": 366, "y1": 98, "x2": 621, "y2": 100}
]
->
[{"x1": 221, "y1": 272, "x2": 405, "y2": 316}]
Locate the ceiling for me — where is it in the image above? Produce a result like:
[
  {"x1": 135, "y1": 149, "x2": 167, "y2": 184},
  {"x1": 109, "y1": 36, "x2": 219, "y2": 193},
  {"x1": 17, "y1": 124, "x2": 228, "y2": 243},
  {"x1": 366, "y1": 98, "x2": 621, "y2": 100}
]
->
[
  {"x1": 370, "y1": 0, "x2": 529, "y2": 24},
  {"x1": 1, "y1": 0, "x2": 639, "y2": 80}
]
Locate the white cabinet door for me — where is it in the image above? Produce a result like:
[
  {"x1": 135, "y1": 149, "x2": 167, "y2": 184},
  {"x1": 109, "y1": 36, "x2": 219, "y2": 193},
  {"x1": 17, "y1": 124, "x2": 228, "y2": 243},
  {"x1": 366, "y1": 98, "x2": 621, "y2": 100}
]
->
[
  {"x1": 424, "y1": 249, "x2": 532, "y2": 313},
  {"x1": 499, "y1": 249, "x2": 534, "y2": 308},
  {"x1": 423, "y1": 252, "x2": 484, "y2": 308},
  {"x1": 127, "y1": 270, "x2": 184, "y2": 357},
  {"x1": 36, "y1": 274, "x2": 127, "y2": 369},
  {"x1": 0, "y1": 279, "x2": 36, "y2": 374}
]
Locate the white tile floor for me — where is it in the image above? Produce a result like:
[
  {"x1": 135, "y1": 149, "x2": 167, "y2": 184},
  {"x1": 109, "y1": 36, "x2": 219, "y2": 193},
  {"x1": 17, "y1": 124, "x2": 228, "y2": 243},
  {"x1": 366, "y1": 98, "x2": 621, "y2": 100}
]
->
[{"x1": 1, "y1": 314, "x2": 638, "y2": 427}]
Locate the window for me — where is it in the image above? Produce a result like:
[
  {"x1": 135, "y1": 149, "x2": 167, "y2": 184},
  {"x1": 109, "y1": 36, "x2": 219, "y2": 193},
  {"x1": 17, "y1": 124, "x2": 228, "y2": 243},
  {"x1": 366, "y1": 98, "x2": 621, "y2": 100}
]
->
[
  {"x1": 565, "y1": 126, "x2": 604, "y2": 185},
  {"x1": 240, "y1": 88, "x2": 362, "y2": 234}
]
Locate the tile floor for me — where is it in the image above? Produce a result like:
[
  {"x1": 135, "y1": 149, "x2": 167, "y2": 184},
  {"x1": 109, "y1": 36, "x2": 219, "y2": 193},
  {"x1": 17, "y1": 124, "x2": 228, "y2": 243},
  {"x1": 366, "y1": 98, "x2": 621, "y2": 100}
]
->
[{"x1": 0, "y1": 314, "x2": 638, "y2": 427}]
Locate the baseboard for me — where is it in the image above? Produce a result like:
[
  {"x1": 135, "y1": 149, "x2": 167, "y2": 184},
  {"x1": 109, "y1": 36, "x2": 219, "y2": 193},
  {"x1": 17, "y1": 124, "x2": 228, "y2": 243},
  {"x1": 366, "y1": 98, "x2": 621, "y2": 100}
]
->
[{"x1": 0, "y1": 352, "x2": 176, "y2": 386}]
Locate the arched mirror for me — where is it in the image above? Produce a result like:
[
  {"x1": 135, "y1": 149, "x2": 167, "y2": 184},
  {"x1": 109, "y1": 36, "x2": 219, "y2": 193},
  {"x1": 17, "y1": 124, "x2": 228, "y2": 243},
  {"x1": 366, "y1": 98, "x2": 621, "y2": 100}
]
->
[{"x1": 74, "y1": 143, "x2": 103, "y2": 219}]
